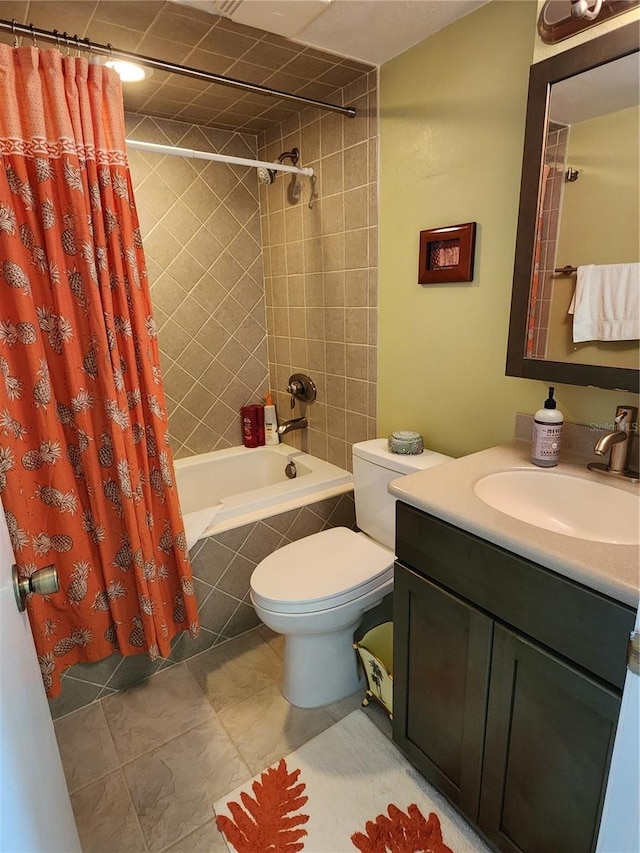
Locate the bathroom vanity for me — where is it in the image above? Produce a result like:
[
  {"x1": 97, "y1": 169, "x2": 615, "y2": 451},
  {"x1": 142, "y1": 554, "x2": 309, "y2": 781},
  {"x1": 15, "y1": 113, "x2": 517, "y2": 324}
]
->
[{"x1": 389, "y1": 442, "x2": 639, "y2": 853}]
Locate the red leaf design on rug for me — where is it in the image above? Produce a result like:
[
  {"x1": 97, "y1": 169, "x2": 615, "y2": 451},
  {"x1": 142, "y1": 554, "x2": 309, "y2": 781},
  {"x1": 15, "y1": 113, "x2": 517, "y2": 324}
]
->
[
  {"x1": 351, "y1": 803, "x2": 455, "y2": 853},
  {"x1": 216, "y1": 758, "x2": 309, "y2": 853}
]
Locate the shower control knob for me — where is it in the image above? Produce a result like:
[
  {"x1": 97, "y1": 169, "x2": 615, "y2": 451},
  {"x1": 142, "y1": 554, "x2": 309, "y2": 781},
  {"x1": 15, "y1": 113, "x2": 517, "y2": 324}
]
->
[
  {"x1": 12, "y1": 563, "x2": 59, "y2": 613},
  {"x1": 286, "y1": 373, "x2": 317, "y2": 407}
]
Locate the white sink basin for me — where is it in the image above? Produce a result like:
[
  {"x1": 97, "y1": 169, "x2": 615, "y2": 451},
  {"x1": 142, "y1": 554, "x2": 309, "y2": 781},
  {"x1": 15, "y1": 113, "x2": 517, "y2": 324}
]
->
[{"x1": 474, "y1": 470, "x2": 640, "y2": 544}]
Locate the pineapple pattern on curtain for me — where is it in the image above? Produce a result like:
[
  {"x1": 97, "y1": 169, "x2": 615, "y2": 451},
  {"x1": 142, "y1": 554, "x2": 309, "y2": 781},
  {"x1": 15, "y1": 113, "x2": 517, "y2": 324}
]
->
[{"x1": 0, "y1": 45, "x2": 199, "y2": 698}]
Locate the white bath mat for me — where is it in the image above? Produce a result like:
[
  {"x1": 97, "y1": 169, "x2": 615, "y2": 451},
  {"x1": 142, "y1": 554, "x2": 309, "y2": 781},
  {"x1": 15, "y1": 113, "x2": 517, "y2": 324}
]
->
[{"x1": 214, "y1": 709, "x2": 491, "y2": 852}]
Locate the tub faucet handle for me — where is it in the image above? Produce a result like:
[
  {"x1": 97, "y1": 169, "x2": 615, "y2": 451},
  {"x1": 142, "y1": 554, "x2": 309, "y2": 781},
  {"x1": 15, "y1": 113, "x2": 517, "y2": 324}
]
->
[
  {"x1": 286, "y1": 373, "x2": 317, "y2": 410},
  {"x1": 287, "y1": 379, "x2": 303, "y2": 409}
]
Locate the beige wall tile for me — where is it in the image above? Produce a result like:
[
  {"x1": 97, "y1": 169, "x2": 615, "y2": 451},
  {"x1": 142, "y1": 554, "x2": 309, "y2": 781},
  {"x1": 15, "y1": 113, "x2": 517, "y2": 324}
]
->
[
  {"x1": 346, "y1": 344, "x2": 368, "y2": 381},
  {"x1": 321, "y1": 151, "x2": 344, "y2": 197},
  {"x1": 287, "y1": 274, "x2": 305, "y2": 306},
  {"x1": 345, "y1": 229, "x2": 368, "y2": 270},
  {"x1": 345, "y1": 187, "x2": 368, "y2": 231},
  {"x1": 257, "y1": 71, "x2": 378, "y2": 466},
  {"x1": 325, "y1": 342, "x2": 346, "y2": 376},
  {"x1": 325, "y1": 307, "x2": 345, "y2": 343},
  {"x1": 286, "y1": 241, "x2": 303, "y2": 275},
  {"x1": 345, "y1": 308, "x2": 368, "y2": 345},
  {"x1": 129, "y1": 115, "x2": 266, "y2": 457},
  {"x1": 322, "y1": 194, "x2": 345, "y2": 235},
  {"x1": 345, "y1": 269, "x2": 368, "y2": 307},
  {"x1": 344, "y1": 142, "x2": 369, "y2": 190},
  {"x1": 323, "y1": 271, "x2": 345, "y2": 307},
  {"x1": 289, "y1": 337, "x2": 308, "y2": 370},
  {"x1": 346, "y1": 378, "x2": 368, "y2": 415},
  {"x1": 322, "y1": 234, "x2": 345, "y2": 272}
]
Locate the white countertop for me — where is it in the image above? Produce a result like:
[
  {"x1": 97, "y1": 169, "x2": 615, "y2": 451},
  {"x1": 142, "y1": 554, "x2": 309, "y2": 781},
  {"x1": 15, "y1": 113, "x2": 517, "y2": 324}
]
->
[{"x1": 389, "y1": 440, "x2": 640, "y2": 609}]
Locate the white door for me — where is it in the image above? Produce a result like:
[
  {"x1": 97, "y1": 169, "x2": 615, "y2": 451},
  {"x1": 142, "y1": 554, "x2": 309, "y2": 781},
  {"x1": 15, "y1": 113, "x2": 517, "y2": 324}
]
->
[
  {"x1": 597, "y1": 605, "x2": 640, "y2": 853},
  {"x1": 0, "y1": 496, "x2": 81, "y2": 853}
]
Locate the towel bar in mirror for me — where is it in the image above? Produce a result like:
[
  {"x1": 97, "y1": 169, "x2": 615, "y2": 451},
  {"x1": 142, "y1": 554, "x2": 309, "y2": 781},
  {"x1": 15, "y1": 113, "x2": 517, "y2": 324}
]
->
[{"x1": 505, "y1": 22, "x2": 639, "y2": 393}]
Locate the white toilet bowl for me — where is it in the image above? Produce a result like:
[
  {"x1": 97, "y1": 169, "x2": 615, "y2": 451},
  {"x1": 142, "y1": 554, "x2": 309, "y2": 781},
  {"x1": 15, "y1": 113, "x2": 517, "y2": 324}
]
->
[
  {"x1": 250, "y1": 527, "x2": 394, "y2": 708},
  {"x1": 250, "y1": 439, "x2": 452, "y2": 710}
]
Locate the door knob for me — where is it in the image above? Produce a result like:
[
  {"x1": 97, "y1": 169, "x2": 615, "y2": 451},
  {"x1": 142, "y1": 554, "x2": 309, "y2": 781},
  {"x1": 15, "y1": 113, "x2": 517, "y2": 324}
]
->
[{"x1": 12, "y1": 564, "x2": 58, "y2": 612}]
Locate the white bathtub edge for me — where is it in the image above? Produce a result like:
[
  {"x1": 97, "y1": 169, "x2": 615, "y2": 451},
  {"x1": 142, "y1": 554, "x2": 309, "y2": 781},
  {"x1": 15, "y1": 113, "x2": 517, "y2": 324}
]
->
[{"x1": 200, "y1": 480, "x2": 354, "y2": 539}]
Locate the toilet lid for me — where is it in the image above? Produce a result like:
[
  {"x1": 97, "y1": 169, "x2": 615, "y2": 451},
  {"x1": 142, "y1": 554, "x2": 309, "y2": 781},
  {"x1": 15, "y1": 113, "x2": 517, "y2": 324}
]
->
[{"x1": 250, "y1": 527, "x2": 394, "y2": 614}]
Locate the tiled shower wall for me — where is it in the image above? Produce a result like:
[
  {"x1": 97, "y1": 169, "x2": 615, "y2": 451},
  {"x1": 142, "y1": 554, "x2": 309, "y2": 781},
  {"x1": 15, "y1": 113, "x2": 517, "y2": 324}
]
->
[
  {"x1": 528, "y1": 122, "x2": 569, "y2": 359},
  {"x1": 125, "y1": 113, "x2": 269, "y2": 456},
  {"x1": 258, "y1": 71, "x2": 379, "y2": 469},
  {"x1": 49, "y1": 73, "x2": 379, "y2": 718}
]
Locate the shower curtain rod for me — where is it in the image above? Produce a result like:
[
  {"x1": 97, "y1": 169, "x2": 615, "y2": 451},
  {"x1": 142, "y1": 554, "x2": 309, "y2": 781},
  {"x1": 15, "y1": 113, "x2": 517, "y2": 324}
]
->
[
  {"x1": 126, "y1": 138, "x2": 314, "y2": 176},
  {"x1": 0, "y1": 18, "x2": 357, "y2": 119}
]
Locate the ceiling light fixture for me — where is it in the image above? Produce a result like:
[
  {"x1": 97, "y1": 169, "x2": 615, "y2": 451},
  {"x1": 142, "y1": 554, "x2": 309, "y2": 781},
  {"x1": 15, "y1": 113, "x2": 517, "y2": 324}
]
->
[{"x1": 105, "y1": 60, "x2": 147, "y2": 82}]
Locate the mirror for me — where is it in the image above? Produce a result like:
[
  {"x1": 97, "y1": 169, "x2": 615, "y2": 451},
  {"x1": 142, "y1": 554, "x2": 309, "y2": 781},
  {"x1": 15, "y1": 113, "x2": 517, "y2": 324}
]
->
[{"x1": 506, "y1": 23, "x2": 639, "y2": 393}]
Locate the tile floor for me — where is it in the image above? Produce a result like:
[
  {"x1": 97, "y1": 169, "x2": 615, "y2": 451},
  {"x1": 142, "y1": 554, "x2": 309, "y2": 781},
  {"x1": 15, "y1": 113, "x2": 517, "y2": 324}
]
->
[{"x1": 54, "y1": 625, "x2": 391, "y2": 853}]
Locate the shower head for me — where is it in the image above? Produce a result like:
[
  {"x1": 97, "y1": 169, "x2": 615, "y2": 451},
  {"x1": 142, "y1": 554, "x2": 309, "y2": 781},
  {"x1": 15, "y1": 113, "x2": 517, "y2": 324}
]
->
[{"x1": 257, "y1": 166, "x2": 277, "y2": 185}]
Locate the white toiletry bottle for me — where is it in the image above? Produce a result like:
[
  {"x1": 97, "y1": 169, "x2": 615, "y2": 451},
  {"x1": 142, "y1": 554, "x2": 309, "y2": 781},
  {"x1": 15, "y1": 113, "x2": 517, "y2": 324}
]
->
[
  {"x1": 531, "y1": 386, "x2": 563, "y2": 467},
  {"x1": 264, "y1": 392, "x2": 279, "y2": 445}
]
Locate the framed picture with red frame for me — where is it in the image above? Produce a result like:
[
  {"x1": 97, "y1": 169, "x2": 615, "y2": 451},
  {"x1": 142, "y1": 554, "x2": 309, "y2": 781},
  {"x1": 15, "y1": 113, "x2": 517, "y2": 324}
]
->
[{"x1": 418, "y1": 222, "x2": 476, "y2": 284}]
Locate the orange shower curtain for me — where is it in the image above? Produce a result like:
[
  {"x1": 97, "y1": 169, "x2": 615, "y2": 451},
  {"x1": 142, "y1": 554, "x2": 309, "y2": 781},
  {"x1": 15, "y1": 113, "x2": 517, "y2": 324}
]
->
[{"x1": 0, "y1": 45, "x2": 199, "y2": 697}]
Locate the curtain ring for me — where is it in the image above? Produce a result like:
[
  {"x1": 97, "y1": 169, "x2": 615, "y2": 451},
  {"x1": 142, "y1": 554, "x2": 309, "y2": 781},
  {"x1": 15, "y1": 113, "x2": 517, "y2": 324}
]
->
[
  {"x1": 63, "y1": 31, "x2": 70, "y2": 55},
  {"x1": 74, "y1": 34, "x2": 81, "y2": 57},
  {"x1": 85, "y1": 37, "x2": 92, "y2": 60},
  {"x1": 30, "y1": 23, "x2": 37, "y2": 48},
  {"x1": 11, "y1": 19, "x2": 19, "y2": 49},
  {"x1": 53, "y1": 29, "x2": 61, "y2": 52}
]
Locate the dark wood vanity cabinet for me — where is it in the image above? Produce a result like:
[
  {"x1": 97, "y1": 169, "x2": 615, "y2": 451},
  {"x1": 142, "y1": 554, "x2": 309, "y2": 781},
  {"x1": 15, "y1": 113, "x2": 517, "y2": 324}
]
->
[{"x1": 393, "y1": 503, "x2": 635, "y2": 853}]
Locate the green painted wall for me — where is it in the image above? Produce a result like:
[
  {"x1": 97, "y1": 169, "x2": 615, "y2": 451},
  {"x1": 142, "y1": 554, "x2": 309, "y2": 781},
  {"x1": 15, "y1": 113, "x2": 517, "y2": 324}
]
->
[{"x1": 378, "y1": 0, "x2": 638, "y2": 458}]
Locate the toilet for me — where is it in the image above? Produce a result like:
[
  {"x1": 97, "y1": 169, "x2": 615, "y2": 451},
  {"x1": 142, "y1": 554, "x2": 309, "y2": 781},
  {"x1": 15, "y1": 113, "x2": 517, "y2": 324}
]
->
[{"x1": 250, "y1": 438, "x2": 451, "y2": 708}]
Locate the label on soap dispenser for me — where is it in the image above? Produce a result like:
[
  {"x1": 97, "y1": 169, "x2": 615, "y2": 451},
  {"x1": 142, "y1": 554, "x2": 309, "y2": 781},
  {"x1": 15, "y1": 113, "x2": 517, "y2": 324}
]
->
[{"x1": 531, "y1": 421, "x2": 562, "y2": 466}]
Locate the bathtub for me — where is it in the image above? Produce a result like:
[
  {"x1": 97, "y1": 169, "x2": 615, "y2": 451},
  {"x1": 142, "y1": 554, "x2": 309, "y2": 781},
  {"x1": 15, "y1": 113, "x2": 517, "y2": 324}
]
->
[{"x1": 174, "y1": 444, "x2": 353, "y2": 539}]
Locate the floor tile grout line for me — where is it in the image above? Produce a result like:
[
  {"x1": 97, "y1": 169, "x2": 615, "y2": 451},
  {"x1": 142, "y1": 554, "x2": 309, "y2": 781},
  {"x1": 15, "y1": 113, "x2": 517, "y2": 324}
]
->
[
  {"x1": 53, "y1": 625, "x2": 269, "y2": 722},
  {"x1": 157, "y1": 816, "x2": 221, "y2": 853},
  {"x1": 117, "y1": 764, "x2": 151, "y2": 853},
  {"x1": 114, "y1": 703, "x2": 252, "y2": 852},
  {"x1": 115, "y1": 707, "x2": 218, "y2": 774},
  {"x1": 99, "y1": 665, "x2": 218, "y2": 768}
]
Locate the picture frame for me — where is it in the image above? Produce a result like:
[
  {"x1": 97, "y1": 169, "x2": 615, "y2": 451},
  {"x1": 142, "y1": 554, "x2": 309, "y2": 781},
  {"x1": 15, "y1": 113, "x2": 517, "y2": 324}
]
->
[{"x1": 418, "y1": 221, "x2": 477, "y2": 284}]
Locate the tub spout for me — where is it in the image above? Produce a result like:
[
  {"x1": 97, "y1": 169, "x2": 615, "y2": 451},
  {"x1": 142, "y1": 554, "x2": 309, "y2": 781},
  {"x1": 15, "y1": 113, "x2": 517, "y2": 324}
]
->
[{"x1": 277, "y1": 417, "x2": 308, "y2": 436}]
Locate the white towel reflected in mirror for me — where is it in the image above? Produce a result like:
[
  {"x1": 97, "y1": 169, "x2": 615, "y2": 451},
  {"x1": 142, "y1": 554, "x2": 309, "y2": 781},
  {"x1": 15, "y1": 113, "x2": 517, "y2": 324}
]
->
[{"x1": 568, "y1": 263, "x2": 640, "y2": 342}]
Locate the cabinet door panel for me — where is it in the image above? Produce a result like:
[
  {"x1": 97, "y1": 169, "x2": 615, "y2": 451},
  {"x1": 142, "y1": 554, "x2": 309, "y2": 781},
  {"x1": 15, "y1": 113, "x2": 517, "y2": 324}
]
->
[
  {"x1": 393, "y1": 564, "x2": 493, "y2": 822},
  {"x1": 480, "y1": 626, "x2": 620, "y2": 853}
]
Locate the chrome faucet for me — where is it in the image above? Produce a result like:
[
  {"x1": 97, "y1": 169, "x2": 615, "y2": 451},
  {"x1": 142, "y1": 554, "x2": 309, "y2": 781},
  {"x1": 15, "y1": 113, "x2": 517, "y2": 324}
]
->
[
  {"x1": 588, "y1": 405, "x2": 638, "y2": 481},
  {"x1": 277, "y1": 416, "x2": 308, "y2": 436}
]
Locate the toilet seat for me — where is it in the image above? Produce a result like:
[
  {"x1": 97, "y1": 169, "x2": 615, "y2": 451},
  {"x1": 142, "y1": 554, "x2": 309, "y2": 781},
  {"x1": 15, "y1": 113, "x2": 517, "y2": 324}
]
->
[{"x1": 250, "y1": 527, "x2": 394, "y2": 614}]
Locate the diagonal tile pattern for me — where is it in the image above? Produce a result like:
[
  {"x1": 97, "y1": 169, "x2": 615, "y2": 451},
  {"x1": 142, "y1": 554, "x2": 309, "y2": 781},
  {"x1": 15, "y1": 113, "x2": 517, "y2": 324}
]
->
[
  {"x1": 55, "y1": 628, "x2": 392, "y2": 852},
  {"x1": 49, "y1": 493, "x2": 356, "y2": 718},
  {"x1": 125, "y1": 112, "x2": 269, "y2": 455},
  {"x1": 3, "y1": 1, "x2": 374, "y2": 133}
]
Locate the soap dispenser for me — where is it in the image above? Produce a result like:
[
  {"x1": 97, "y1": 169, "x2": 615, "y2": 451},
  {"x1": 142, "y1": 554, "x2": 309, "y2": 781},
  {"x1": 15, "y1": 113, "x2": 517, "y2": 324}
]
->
[{"x1": 531, "y1": 386, "x2": 563, "y2": 467}]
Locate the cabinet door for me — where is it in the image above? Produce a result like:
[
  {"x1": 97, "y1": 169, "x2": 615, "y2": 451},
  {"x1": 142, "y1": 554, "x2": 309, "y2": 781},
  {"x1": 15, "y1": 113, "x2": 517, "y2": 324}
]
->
[
  {"x1": 480, "y1": 625, "x2": 620, "y2": 853},
  {"x1": 393, "y1": 564, "x2": 493, "y2": 822}
]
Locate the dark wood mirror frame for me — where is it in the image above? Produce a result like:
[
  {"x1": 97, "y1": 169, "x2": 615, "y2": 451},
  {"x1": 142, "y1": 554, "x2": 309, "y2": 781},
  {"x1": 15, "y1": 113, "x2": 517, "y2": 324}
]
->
[{"x1": 505, "y1": 23, "x2": 639, "y2": 393}]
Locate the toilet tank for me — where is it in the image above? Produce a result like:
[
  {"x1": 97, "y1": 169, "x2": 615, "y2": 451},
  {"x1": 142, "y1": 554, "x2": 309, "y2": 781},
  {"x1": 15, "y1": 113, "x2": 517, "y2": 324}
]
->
[{"x1": 352, "y1": 439, "x2": 452, "y2": 550}]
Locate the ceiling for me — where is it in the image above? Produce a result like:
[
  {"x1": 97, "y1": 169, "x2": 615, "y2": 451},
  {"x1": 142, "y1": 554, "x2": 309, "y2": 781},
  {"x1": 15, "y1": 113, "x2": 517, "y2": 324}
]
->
[
  {"x1": 176, "y1": 0, "x2": 488, "y2": 65},
  {"x1": 1, "y1": 0, "x2": 486, "y2": 134}
]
